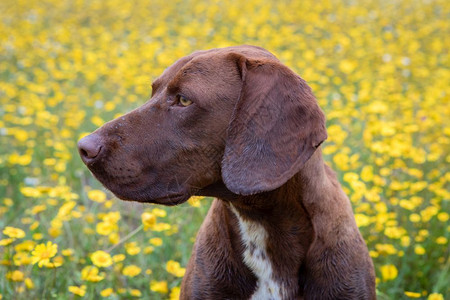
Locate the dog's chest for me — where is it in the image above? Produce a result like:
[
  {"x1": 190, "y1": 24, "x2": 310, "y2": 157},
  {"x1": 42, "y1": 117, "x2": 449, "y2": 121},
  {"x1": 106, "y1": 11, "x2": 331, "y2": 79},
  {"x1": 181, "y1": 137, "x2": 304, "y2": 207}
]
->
[{"x1": 230, "y1": 205, "x2": 285, "y2": 299}]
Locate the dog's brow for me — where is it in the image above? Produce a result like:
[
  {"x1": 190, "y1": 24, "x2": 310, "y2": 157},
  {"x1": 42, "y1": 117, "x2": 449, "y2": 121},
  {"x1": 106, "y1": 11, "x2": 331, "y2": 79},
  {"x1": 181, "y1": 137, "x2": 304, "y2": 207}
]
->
[
  {"x1": 166, "y1": 78, "x2": 181, "y2": 94},
  {"x1": 151, "y1": 79, "x2": 162, "y2": 93}
]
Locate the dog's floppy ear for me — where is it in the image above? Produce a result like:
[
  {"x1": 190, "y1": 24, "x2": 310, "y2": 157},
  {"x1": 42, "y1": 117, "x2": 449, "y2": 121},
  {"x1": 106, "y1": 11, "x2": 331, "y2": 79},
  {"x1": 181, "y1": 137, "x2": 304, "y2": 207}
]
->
[{"x1": 222, "y1": 55, "x2": 327, "y2": 195}]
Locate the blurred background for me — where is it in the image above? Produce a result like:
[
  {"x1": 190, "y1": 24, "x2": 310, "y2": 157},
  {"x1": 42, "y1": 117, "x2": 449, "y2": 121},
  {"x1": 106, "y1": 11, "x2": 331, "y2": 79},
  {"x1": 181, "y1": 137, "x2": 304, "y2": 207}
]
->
[{"x1": 0, "y1": 0, "x2": 448, "y2": 299}]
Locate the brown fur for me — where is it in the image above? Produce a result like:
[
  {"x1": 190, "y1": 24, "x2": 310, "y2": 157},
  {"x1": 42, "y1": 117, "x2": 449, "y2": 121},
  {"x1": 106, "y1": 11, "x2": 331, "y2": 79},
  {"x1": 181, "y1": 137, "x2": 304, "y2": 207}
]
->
[{"x1": 78, "y1": 45, "x2": 376, "y2": 299}]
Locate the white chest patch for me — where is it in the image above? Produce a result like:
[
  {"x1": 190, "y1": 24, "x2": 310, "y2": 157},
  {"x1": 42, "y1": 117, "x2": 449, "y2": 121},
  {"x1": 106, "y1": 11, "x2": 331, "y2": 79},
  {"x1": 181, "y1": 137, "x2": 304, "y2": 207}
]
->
[{"x1": 230, "y1": 205, "x2": 284, "y2": 300}]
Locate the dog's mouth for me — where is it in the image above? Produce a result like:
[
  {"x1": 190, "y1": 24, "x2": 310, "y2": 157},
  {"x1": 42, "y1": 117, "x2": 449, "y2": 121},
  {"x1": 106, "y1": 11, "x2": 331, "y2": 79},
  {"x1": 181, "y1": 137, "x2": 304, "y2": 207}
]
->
[
  {"x1": 81, "y1": 156, "x2": 194, "y2": 206},
  {"x1": 93, "y1": 174, "x2": 191, "y2": 206},
  {"x1": 117, "y1": 190, "x2": 190, "y2": 206},
  {"x1": 78, "y1": 133, "x2": 196, "y2": 206},
  {"x1": 121, "y1": 192, "x2": 191, "y2": 206},
  {"x1": 146, "y1": 193, "x2": 191, "y2": 206}
]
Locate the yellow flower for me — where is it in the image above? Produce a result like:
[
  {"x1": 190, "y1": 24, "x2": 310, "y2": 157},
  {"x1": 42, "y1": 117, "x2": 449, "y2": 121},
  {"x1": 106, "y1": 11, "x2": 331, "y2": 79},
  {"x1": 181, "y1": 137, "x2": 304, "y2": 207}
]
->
[
  {"x1": 421, "y1": 206, "x2": 438, "y2": 222},
  {"x1": 152, "y1": 208, "x2": 167, "y2": 217},
  {"x1": 384, "y1": 227, "x2": 406, "y2": 239},
  {"x1": 144, "y1": 246, "x2": 154, "y2": 254},
  {"x1": 188, "y1": 196, "x2": 204, "y2": 207},
  {"x1": 96, "y1": 222, "x2": 115, "y2": 235},
  {"x1": 360, "y1": 166, "x2": 374, "y2": 182},
  {"x1": 150, "y1": 280, "x2": 168, "y2": 294},
  {"x1": 29, "y1": 221, "x2": 39, "y2": 230},
  {"x1": 3, "y1": 198, "x2": 13, "y2": 206},
  {"x1": 112, "y1": 254, "x2": 126, "y2": 263},
  {"x1": 375, "y1": 243, "x2": 398, "y2": 255},
  {"x1": 100, "y1": 288, "x2": 114, "y2": 297},
  {"x1": 428, "y1": 293, "x2": 444, "y2": 300},
  {"x1": 32, "y1": 233, "x2": 43, "y2": 240},
  {"x1": 14, "y1": 240, "x2": 35, "y2": 252},
  {"x1": 85, "y1": 213, "x2": 95, "y2": 223},
  {"x1": 437, "y1": 212, "x2": 449, "y2": 222},
  {"x1": 4, "y1": 198, "x2": 13, "y2": 207},
  {"x1": 122, "y1": 265, "x2": 142, "y2": 277},
  {"x1": 414, "y1": 245, "x2": 426, "y2": 255},
  {"x1": 149, "y1": 237, "x2": 163, "y2": 246},
  {"x1": 404, "y1": 291, "x2": 421, "y2": 298},
  {"x1": 25, "y1": 278, "x2": 34, "y2": 289},
  {"x1": 401, "y1": 236, "x2": 411, "y2": 247},
  {"x1": 109, "y1": 232, "x2": 120, "y2": 244},
  {"x1": 13, "y1": 251, "x2": 32, "y2": 266},
  {"x1": 354, "y1": 214, "x2": 370, "y2": 227},
  {"x1": 339, "y1": 59, "x2": 356, "y2": 74},
  {"x1": 151, "y1": 223, "x2": 171, "y2": 232},
  {"x1": 409, "y1": 214, "x2": 421, "y2": 223},
  {"x1": 436, "y1": 237, "x2": 447, "y2": 245},
  {"x1": 21, "y1": 218, "x2": 33, "y2": 225},
  {"x1": 91, "y1": 116, "x2": 105, "y2": 127},
  {"x1": 3, "y1": 226, "x2": 25, "y2": 239},
  {"x1": 62, "y1": 248, "x2": 74, "y2": 256},
  {"x1": 142, "y1": 212, "x2": 157, "y2": 230},
  {"x1": 102, "y1": 211, "x2": 121, "y2": 224},
  {"x1": 125, "y1": 242, "x2": 141, "y2": 255},
  {"x1": 170, "y1": 287, "x2": 181, "y2": 300},
  {"x1": 20, "y1": 187, "x2": 40, "y2": 198},
  {"x1": 48, "y1": 227, "x2": 62, "y2": 238},
  {"x1": 31, "y1": 241, "x2": 58, "y2": 267},
  {"x1": 380, "y1": 264, "x2": 398, "y2": 281},
  {"x1": 81, "y1": 266, "x2": 105, "y2": 282},
  {"x1": 166, "y1": 260, "x2": 186, "y2": 277},
  {"x1": 56, "y1": 201, "x2": 77, "y2": 220},
  {"x1": 130, "y1": 289, "x2": 142, "y2": 297},
  {"x1": 68, "y1": 285, "x2": 86, "y2": 297},
  {"x1": 87, "y1": 189, "x2": 107, "y2": 203},
  {"x1": 0, "y1": 239, "x2": 14, "y2": 246},
  {"x1": 91, "y1": 250, "x2": 113, "y2": 268},
  {"x1": 44, "y1": 255, "x2": 63, "y2": 268},
  {"x1": 31, "y1": 204, "x2": 46, "y2": 215},
  {"x1": 6, "y1": 270, "x2": 24, "y2": 281}
]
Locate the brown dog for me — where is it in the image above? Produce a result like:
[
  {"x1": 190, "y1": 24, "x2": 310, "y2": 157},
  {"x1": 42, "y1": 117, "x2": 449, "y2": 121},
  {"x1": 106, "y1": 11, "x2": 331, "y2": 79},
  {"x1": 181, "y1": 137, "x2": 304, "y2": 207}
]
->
[{"x1": 78, "y1": 45, "x2": 376, "y2": 299}]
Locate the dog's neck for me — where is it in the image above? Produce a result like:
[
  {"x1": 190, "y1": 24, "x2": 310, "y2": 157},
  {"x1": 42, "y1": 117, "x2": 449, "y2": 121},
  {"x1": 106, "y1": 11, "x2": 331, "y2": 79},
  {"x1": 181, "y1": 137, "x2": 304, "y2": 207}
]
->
[
  {"x1": 222, "y1": 148, "x2": 351, "y2": 245},
  {"x1": 197, "y1": 150, "x2": 328, "y2": 298},
  {"x1": 199, "y1": 148, "x2": 328, "y2": 215}
]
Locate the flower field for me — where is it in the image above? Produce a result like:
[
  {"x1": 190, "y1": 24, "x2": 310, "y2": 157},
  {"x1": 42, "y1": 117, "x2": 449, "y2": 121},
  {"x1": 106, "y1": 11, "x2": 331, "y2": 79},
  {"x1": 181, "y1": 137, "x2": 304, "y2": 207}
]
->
[{"x1": 0, "y1": 0, "x2": 449, "y2": 299}]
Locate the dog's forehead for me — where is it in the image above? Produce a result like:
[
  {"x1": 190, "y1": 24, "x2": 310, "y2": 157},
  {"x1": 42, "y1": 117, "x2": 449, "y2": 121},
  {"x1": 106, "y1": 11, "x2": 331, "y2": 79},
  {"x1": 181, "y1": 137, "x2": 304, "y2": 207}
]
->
[
  {"x1": 152, "y1": 46, "x2": 277, "y2": 88},
  {"x1": 153, "y1": 51, "x2": 225, "y2": 86},
  {"x1": 152, "y1": 55, "x2": 194, "y2": 89}
]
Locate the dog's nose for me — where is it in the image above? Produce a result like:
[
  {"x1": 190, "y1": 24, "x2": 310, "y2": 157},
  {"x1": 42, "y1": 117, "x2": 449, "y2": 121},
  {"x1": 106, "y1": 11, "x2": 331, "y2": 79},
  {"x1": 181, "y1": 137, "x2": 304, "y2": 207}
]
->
[{"x1": 78, "y1": 134, "x2": 103, "y2": 163}]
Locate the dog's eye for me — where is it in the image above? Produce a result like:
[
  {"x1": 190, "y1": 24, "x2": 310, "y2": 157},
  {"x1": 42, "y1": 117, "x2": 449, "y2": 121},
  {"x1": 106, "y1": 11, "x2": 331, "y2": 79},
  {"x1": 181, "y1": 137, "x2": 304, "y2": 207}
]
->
[{"x1": 177, "y1": 95, "x2": 193, "y2": 107}]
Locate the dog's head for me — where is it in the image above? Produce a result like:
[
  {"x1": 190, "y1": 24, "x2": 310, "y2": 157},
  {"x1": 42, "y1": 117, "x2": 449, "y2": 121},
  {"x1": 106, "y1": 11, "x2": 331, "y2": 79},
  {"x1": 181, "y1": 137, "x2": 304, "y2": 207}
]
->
[{"x1": 78, "y1": 45, "x2": 327, "y2": 205}]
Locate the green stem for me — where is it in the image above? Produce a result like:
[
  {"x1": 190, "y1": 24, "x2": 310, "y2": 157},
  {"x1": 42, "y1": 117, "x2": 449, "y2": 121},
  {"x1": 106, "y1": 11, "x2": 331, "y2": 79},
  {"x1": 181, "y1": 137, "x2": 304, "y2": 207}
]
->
[{"x1": 106, "y1": 225, "x2": 143, "y2": 253}]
